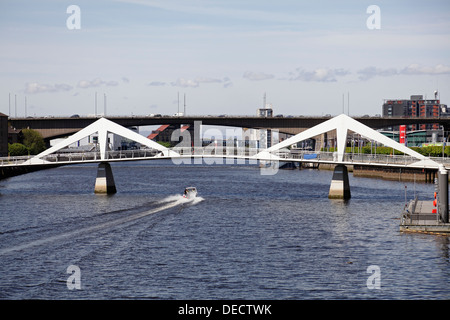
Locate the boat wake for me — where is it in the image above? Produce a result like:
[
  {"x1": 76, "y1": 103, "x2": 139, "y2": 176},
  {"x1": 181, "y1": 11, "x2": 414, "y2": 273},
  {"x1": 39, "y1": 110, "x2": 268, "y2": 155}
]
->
[
  {"x1": 0, "y1": 194, "x2": 204, "y2": 256},
  {"x1": 158, "y1": 194, "x2": 204, "y2": 206}
]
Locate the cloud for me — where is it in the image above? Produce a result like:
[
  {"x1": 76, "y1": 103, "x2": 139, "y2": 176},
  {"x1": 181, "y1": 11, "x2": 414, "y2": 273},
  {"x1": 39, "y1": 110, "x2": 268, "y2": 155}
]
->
[
  {"x1": 288, "y1": 67, "x2": 350, "y2": 82},
  {"x1": 357, "y1": 67, "x2": 398, "y2": 80},
  {"x1": 196, "y1": 77, "x2": 222, "y2": 84},
  {"x1": 171, "y1": 78, "x2": 199, "y2": 88},
  {"x1": 148, "y1": 81, "x2": 166, "y2": 86},
  {"x1": 243, "y1": 71, "x2": 274, "y2": 81},
  {"x1": 25, "y1": 82, "x2": 73, "y2": 94},
  {"x1": 24, "y1": 78, "x2": 121, "y2": 94},
  {"x1": 170, "y1": 76, "x2": 232, "y2": 88},
  {"x1": 122, "y1": 77, "x2": 130, "y2": 83},
  {"x1": 400, "y1": 64, "x2": 450, "y2": 75},
  {"x1": 223, "y1": 77, "x2": 233, "y2": 88},
  {"x1": 357, "y1": 64, "x2": 450, "y2": 80},
  {"x1": 77, "y1": 78, "x2": 103, "y2": 88},
  {"x1": 77, "y1": 78, "x2": 119, "y2": 89}
]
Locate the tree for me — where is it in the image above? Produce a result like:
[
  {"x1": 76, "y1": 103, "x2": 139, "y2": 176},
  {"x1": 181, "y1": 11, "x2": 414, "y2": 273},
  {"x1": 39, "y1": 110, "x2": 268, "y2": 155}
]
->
[
  {"x1": 8, "y1": 143, "x2": 29, "y2": 156},
  {"x1": 157, "y1": 141, "x2": 171, "y2": 148},
  {"x1": 22, "y1": 129, "x2": 46, "y2": 155}
]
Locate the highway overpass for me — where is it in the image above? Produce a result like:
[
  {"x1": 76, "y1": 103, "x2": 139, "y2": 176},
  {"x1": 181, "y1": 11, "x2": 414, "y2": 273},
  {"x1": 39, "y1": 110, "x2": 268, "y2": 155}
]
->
[{"x1": 9, "y1": 115, "x2": 450, "y2": 140}]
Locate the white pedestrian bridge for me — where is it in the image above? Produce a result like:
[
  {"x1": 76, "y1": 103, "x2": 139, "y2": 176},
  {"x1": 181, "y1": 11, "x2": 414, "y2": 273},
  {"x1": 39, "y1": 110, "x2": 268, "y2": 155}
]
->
[
  {"x1": 1, "y1": 114, "x2": 448, "y2": 199},
  {"x1": 2, "y1": 146, "x2": 449, "y2": 169}
]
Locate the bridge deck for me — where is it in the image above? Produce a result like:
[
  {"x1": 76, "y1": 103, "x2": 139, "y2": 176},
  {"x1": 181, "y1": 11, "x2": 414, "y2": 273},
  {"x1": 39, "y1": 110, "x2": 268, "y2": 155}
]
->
[{"x1": 1, "y1": 149, "x2": 448, "y2": 170}]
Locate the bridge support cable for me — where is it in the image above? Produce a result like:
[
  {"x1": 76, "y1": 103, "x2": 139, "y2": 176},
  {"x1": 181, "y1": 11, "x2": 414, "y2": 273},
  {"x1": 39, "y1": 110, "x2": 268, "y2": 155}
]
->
[
  {"x1": 260, "y1": 114, "x2": 440, "y2": 200},
  {"x1": 264, "y1": 114, "x2": 432, "y2": 163},
  {"x1": 23, "y1": 117, "x2": 180, "y2": 165}
]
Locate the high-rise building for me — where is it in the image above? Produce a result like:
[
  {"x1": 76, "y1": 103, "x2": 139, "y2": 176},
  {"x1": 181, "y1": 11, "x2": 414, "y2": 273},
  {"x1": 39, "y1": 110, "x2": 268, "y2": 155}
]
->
[
  {"x1": 0, "y1": 113, "x2": 8, "y2": 157},
  {"x1": 382, "y1": 94, "x2": 448, "y2": 131}
]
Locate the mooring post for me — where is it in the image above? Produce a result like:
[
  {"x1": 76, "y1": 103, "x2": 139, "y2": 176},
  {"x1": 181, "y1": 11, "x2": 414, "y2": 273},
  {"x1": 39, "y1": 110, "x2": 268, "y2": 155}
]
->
[
  {"x1": 438, "y1": 165, "x2": 448, "y2": 223},
  {"x1": 328, "y1": 164, "x2": 351, "y2": 200},
  {"x1": 94, "y1": 162, "x2": 117, "y2": 194}
]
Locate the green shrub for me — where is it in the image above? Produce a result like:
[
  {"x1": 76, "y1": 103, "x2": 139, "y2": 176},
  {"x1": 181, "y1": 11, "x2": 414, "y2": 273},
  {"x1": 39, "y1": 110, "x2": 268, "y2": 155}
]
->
[
  {"x1": 22, "y1": 129, "x2": 45, "y2": 155},
  {"x1": 8, "y1": 143, "x2": 29, "y2": 156}
]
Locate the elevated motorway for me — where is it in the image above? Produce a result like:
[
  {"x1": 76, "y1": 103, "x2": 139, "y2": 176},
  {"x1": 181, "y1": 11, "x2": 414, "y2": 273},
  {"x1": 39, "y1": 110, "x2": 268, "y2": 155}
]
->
[{"x1": 9, "y1": 115, "x2": 450, "y2": 140}]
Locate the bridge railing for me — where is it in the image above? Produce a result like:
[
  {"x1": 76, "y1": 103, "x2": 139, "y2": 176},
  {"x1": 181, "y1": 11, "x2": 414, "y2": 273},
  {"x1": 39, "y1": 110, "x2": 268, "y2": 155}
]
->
[
  {"x1": 280, "y1": 150, "x2": 436, "y2": 166},
  {"x1": 0, "y1": 155, "x2": 34, "y2": 165},
  {"x1": 0, "y1": 149, "x2": 163, "y2": 165},
  {"x1": 2, "y1": 147, "x2": 450, "y2": 167},
  {"x1": 0, "y1": 147, "x2": 266, "y2": 165},
  {"x1": 429, "y1": 156, "x2": 450, "y2": 165},
  {"x1": 341, "y1": 153, "x2": 413, "y2": 165},
  {"x1": 171, "y1": 147, "x2": 264, "y2": 157},
  {"x1": 41, "y1": 149, "x2": 162, "y2": 163}
]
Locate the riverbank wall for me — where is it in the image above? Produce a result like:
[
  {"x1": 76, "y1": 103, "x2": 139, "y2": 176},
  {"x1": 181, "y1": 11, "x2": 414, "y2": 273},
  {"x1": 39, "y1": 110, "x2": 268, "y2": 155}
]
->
[{"x1": 299, "y1": 163, "x2": 441, "y2": 183}]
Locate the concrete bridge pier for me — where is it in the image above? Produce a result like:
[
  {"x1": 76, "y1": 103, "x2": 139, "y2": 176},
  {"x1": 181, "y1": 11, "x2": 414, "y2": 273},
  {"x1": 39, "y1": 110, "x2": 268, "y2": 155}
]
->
[
  {"x1": 94, "y1": 162, "x2": 117, "y2": 194},
  {"x1": 328, "y1": 164, "x2": 351, "y2": 200}
]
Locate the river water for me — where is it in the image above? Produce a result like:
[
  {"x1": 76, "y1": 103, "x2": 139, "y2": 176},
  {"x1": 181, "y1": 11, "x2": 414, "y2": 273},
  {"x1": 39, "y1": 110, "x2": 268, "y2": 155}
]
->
[{"x1": 0, "y1": 160, "x2": 449, "y2": 300}]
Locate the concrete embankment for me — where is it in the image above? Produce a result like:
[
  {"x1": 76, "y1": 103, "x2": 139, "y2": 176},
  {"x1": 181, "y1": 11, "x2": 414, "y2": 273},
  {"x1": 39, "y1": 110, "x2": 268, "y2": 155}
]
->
[
  {"x1": 302, "y1": 163, "x2": 440, "y2": 183},
  {"x1": 352, "y1": 165, "x2": 439, "y2": 183},
  {"x1": 0, "y1": 164, "x2": 63, "y2": 180}
]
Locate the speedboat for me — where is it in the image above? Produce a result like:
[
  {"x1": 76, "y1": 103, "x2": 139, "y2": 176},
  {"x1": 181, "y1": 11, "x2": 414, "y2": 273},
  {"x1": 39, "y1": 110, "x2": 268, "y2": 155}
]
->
[{"x1": 183, "y1": 187, "x2": 197, "y2": 199}]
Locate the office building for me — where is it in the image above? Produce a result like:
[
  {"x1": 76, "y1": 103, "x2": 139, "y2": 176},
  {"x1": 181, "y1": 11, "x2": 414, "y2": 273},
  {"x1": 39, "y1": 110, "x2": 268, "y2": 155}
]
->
[
  {"x1": 381, "y1": 93, "x2": 448, "y2": 146},
  {"x1": 382, "y1": 94, "x2": 448, "y2": 131},
  {"x1": 0, "y1": 113, "x2": 7, "y2": 156}
]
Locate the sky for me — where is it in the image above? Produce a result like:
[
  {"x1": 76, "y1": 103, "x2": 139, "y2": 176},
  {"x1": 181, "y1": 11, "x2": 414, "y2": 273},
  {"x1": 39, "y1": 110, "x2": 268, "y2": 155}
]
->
[{"x1": 1, "y1": 0, "x2": 449, "y2": 118}]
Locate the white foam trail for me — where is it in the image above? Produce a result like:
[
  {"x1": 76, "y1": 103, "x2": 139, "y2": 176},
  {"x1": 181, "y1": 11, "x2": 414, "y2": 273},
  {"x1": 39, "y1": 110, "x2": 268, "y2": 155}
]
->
[
  {"x1": 192, "y1": 196, "x2": 204, "y2": 205},
  {"x1": 157, "y1": 194, "x2": 188, "y2": 204},
  {"x1": 0, "y1": 195, "x2": 203, "y2": 256},
  {"x1": 157, "y1": 194, "x2": 204, "y2": 206}
]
